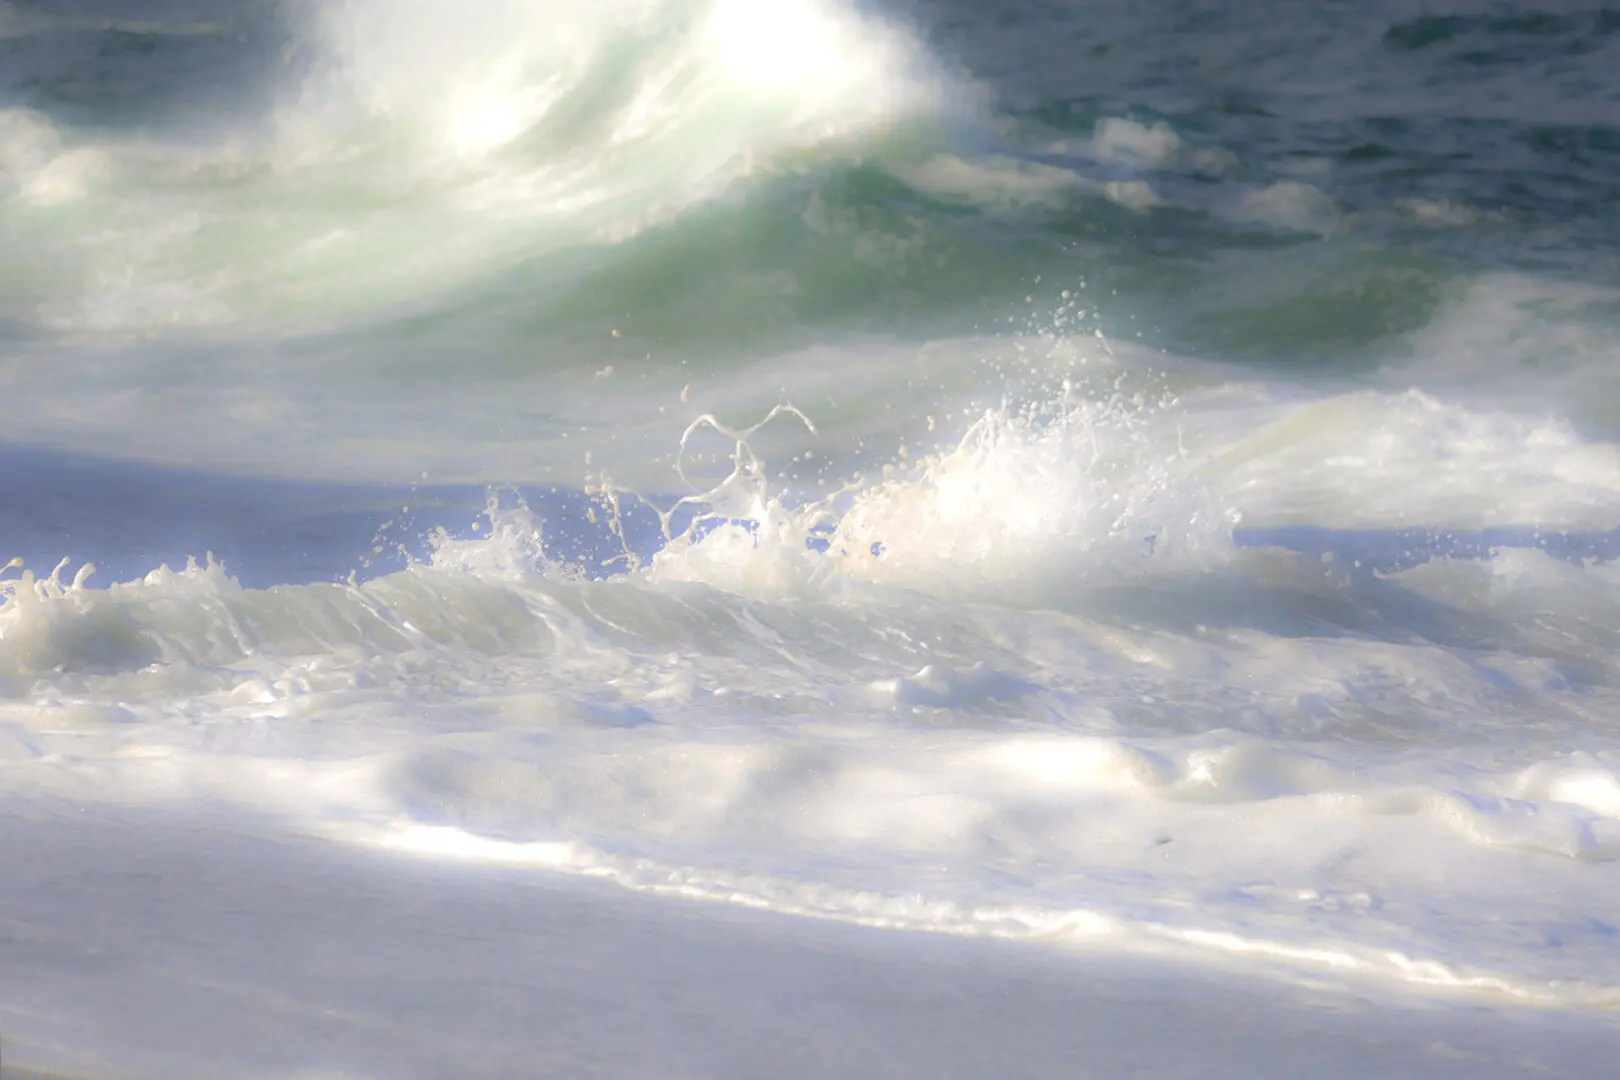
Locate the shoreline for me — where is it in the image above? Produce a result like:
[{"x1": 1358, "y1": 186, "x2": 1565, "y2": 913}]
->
[{"x1": 2, "y1": 800, "x2": 1616, "y2": 1079}]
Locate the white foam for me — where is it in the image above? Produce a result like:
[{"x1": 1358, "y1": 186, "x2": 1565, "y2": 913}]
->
[
  {"x1": 0, "y1": 109, "x2": 61, "y2": 173},
  {"x1": 6, "y1": 278, "x2": 1620, "y2": 1006},
  {"x1": 644, "y1": 386, "x2": 1232, "y2": 604},
  {"x1": 897, "y1": 153, "x2": 1080, "y2": 213},
  {"x1": 1084, "y1": 118, "x2": 1234, "y2": 180},
  {"x1": 1229, "y1": 181, "x2": 1341, "y2": 235},
  {"x1": 702, "y1": 0, "x2": 934, "y2": 115},
  {"x1": 303, "y1": 726, "x2": 1620, "y2": 1002},
  {"x1": 1093, "y1": 118, "x2": 1183, "y2": 166},
  {"x1": 8, "y1": 481, "x2": 1620, "y2": 1002},
  {"x1": 824, "y1": 401, "x2": 1227, "y2": 596},
  {"x1": 1385, "y1": 273, "x2": 1620, "y2": 441},
  {"x1": 1, "y1": 0, "x2": 969, "y2": 337},
  {"x1": 0, "y1": 108, "x2": 108, "y2": 207},
  {"x1": 1512, "y1": 757, "x2": 1620, "y2": 819},
  {"x1": 1101, "y1": 179, "x2": 1163, "y2": 211},
  {"x1": 1215, "y1": 387, "x2": 1620, "y2": 529},
  {"x1": 291, "y1": 0, "x2": 953, "y2": 175},
  {"x1": 8, "y1": 0, "x2": 1620, "y2": 1041}
]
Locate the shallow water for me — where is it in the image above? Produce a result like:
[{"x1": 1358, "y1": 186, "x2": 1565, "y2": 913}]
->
[{"x1": 3, "y1": 0, "x2": 1620, "y2": 1009}]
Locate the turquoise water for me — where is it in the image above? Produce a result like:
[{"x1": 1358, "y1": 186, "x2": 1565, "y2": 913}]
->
[{"x1": 5, "y1": 0, "x2": 1620, "y2": 1011}]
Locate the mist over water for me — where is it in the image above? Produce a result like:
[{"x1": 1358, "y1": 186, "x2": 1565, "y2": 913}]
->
[{"x1": 4, "y1": 0, "x2": 1620, "y2": 1012}]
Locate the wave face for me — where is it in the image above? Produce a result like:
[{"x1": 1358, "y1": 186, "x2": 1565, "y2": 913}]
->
[
  {"x1": 0, "y1": 0, "x2": 955, "y2": 332},
  {"x1": 4, "y1": 0, "x2": 1620, "y2": 1012}
]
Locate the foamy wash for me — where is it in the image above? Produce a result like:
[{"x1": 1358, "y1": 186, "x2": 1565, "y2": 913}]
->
[{"x1": 4, "y1": 0, "x2": 1620, "y2": 1014}]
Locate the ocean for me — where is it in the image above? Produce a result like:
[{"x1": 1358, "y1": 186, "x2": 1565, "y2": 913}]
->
[{"x1": 3, "y1": 0, "x2": 1620, "y2": 1053}]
